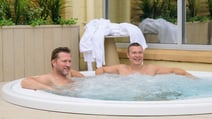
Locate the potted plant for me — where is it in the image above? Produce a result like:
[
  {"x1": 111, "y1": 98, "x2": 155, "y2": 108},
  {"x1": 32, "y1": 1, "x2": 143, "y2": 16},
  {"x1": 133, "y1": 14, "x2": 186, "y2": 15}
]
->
[
  {"x1": 0, "y1": 0, "x2": 78, "y2": 26},
  {"x1": 186, "y1": 0, "x2": 209, "y2": 44},
  {"x1": 0, "y1": 0, "x2": 80, "y2": 81}
]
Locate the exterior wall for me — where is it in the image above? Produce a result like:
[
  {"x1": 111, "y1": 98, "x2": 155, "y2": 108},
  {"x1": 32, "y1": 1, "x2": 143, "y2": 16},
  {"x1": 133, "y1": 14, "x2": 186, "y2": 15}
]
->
[
  {"x1": 64, "y1": 0, "x2": 104, "y2": 35},
  {"x1": 0, "y1": 25, "x2": 80, "y2": 82},
  {"x1": 108, "y1": 0, "x2": 131, "y2": 23}
]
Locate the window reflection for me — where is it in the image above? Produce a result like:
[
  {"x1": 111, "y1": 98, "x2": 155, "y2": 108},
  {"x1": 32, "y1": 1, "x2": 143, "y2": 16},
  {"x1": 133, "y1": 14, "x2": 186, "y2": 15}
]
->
[
  {"x1": 185, "y1": 0, "x2": 211, "y2": 45},
  {"x1": 106, "y1": 0, "x2": 212, "y2": 46},
  {"x1": 139, "y1": 0, "x2": 177, "y2": 44}
]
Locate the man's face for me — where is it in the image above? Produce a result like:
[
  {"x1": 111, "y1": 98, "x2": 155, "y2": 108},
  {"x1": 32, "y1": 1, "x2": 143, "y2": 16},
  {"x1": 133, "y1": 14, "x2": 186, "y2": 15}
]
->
[
  {"x1": 52, "y1": 52, "x2": 72, "y2": 76},
  {"x1": 127, "y1": 46, "x2": 144, "y2": 65}
]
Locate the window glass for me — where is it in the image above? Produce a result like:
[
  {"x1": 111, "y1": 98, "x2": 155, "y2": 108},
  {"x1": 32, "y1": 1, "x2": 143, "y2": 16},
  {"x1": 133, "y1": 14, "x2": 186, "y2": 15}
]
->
[
  {"x1": 185, "y1": 0, "x2": 212, "y2": 45},
  {"x1": 139, "y1": 0, "x2": 178, "y2": 44},
  {"x1": 106, "y1": 0, "x2": 212, "y2": 47},
  {"x1": 107, "y1": 0, "x2": 178, "y2": 44}
]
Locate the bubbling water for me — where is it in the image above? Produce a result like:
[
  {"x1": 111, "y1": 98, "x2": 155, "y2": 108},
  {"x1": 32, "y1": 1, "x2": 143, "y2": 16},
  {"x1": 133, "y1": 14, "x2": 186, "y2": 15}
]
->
[{"x1": 51, "y1": 73, "x2": 212, "y2": 101}]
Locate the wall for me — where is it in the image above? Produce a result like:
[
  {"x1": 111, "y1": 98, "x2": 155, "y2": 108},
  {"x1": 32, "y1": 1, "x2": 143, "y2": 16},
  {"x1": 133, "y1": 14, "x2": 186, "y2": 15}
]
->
[
  {"x1": 0, "y1": 25, "x2": 80, "y2": 82},
  {"x1": 64, "y1": 0, "x2": 104, "y2": 35},
  {"x1": 108, "y1": 0, "x2": 131, "y2": 23}
]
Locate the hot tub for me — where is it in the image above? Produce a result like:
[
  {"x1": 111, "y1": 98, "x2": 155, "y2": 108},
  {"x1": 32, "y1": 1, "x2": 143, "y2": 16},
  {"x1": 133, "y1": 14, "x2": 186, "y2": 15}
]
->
[{"x1": 2, "y1": 71, "x2": 212, "y2": 116}]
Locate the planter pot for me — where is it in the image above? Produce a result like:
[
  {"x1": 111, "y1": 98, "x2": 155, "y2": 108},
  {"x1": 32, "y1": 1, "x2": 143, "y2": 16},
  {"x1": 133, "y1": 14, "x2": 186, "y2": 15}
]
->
[
  {"x1": 186, "y1": 22, "x2": 209, "y2": 44},
  {"x1": 0, "y1": 25, "x2": 80, "y2": 82},
  {"x1": 144, "y1": 33, "x2": 159, "y2": 43}
]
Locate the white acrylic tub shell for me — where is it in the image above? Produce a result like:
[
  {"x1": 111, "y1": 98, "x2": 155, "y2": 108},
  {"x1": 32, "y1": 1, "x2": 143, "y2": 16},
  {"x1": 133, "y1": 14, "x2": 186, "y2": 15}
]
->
[{"x1": 2, "y1": 71, "x2": 212, "y2": 116}]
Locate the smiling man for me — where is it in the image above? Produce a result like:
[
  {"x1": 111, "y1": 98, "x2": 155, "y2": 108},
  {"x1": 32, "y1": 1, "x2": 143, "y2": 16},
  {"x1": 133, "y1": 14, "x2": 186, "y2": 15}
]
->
[
  {"x1": 21, "y1": 47, "x2": 84, "y2": 91},
  {"x1": 95, "y1": 42, "x2": 193, "y2": 77}
]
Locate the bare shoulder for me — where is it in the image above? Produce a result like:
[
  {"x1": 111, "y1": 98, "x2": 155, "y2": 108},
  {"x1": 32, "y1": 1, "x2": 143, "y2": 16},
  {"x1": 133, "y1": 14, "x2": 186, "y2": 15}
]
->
[
  {"x1": 101, "y1": 64, "x2": 126, "y2": 74},
  {"x1": 106, "y1": 64, "x2": 127, "y2": 70},
  {"x1": 36, "y1": 74, "x2": 52, "y2": 79}
]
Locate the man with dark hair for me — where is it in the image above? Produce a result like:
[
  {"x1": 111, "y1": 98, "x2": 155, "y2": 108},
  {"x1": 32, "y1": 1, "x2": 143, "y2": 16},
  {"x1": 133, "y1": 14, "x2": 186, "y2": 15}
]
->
[
  {"x1": 96, "y1": 42, "x2": 193, "y2": 77},
  {"x1": 21, "y1": 47, "x2": 84, "y2": 91}
]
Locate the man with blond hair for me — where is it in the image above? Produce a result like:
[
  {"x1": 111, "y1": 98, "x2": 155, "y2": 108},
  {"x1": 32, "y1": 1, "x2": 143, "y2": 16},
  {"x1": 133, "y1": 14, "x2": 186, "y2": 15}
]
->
[{"x1": 21, "y1": 47, "x2": 84, "y2": 91}]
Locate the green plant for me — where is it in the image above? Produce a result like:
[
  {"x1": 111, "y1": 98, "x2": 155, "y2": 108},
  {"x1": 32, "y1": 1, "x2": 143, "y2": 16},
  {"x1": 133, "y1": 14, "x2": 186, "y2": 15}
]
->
[
  {"x1": 160, "y1": 0, "x2": 177, "y2": 23},
  {"x1": 187, "y1": 16, "x2": 209, "y2": 22},
  {"x1": 186, "y1": 0, "x2": 209, "y2": 22},
  {"x1": 48, "y1": 0, "x2": 63, "y2": 24},
  {"x1": 209, "y1": 0, "x2": 212, "y2": 18},
  {"x1": 34, "y1": 0, "x2": 63, "y2": 24},
  {"x1": 0, "y1": 0, "x2": 15, "y2": 26},
  {"x1": 59, "y1": 18, "x2": 78, "y2": 25},
  {"x1": 187, "y1": 0, "x2": 199, "y2": 18},
  {"x1": 13, "y1": 0, "x2": 32, "y2": 25},
  {"x1": 0, "y1": 18, "x2": 15, "y2": 26},
  {"x1": 140, "y1": 0, "x2": 153, "y2": 19},
  {"x1": 140, "y1": 0, "x2": 177, "y2": 23},
  {"x1": 0, "y1": 0, "x2": 78, "y2": 26},
  {"x1": 35, "y1": 0, "x2": 50, "y2": 20},
  {"x1": 140, "y1": 0, "x2": 163, "y2": 19},
  {"x1": 0, "y1": 0, "x2": 12, "y2": 20},
  {"x1": 30, "y1": 18, "x2": 48, "y2": 27}
]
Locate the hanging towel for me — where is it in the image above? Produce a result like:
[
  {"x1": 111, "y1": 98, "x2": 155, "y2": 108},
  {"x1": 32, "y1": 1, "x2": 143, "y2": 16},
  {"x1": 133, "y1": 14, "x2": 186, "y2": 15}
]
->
[
  {"x1": 80, "y1": 18, "x2": 147, "y2": 70},
  {"x1": 80, "y1": 18, "x2": 110, "y2": 70},
  {"x1": 120, "y1": 23, "x2": 147, "y2": 49}
]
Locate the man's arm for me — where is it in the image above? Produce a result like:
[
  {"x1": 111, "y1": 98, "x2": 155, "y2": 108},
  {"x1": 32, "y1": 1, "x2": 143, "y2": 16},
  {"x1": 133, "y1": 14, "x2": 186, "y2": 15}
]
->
[
  {"x1": 71, "y1": 69, "x2": 85, "y2": 77},
  {"x1": 21, "y1": 76, "x2": 54, "y2": 91},
  {"x1": 155, "y1": 65, "x2": 193, "y2": 77},
  {"x1": 95, "y1": 65, "x2": 121, "y2": 75},
  {"x1": 170, "y1": 68, "x2": 193, "y2": 77}
]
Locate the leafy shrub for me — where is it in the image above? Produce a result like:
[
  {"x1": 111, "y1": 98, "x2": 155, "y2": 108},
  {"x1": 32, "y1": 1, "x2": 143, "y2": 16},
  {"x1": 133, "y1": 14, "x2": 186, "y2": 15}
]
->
[
  {"x1": 0, "y1": 18, "x2": 14, "y2": 26},
  {"x1": 187, "y1": 0, "x2": 209, "y2": 22},
  {"x1": 140, "y1": 0, "x2": 177, "y2": 23},
  {"x1": 209, "y1": 0, "x2": 212, "y2": 18},
  {"x1": 140, "y1": 0, "x2": 211, "y2": 23},
  {"x1": 0, "y1": 0, "x2": 78, "y2": 26}
]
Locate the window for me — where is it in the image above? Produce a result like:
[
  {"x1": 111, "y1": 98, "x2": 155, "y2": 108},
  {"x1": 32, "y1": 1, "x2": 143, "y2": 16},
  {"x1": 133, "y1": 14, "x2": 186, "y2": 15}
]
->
[{"x1": 104, "y1": 0, "x2": 212, "y2": 51}]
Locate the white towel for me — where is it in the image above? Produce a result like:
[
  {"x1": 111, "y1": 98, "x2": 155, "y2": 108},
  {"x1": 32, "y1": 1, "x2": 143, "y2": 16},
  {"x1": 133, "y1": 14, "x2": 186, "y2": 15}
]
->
[
  {"x1": 120, "y1": 23, "x2": 147, "y2": 49},
  {"x1": 139, "y1": 18, "x2": 178, "y2": 44},
  {"x1": 80, "y1": 19, "x2": 110, "y2": 70},
  {"x1": 80, "y1": 18, "x2": 147, "y2": 70}
]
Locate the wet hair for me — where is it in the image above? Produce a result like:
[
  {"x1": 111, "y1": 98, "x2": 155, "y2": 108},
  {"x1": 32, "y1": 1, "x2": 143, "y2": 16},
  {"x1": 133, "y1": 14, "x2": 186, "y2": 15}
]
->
[
  {"x1": 51, "y1": 47, "x2": 71, "y2": 61},
  {"x1": 127, "y1": 42, "x2": 143, "y2": 53}
]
